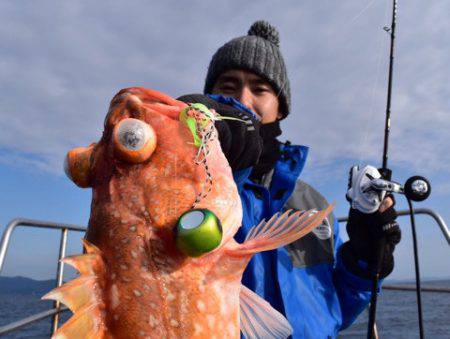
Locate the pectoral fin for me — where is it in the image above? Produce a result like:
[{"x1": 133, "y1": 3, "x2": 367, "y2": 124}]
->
[
  {"x1": 228, "y1": 205, "x2": 333, "y2": 256},
  {"x1": 239, "y1": 284, "x2": 293, "y2": 339}
]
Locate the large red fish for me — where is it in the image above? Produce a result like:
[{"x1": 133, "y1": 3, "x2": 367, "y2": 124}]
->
[{"x1": 43, "y1": 87, "x2": 332, "y2": 338}]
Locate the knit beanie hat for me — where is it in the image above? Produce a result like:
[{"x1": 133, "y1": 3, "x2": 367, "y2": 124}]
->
[{"x1": 204, "y1": 20, "x2": 291, "y2": 119}]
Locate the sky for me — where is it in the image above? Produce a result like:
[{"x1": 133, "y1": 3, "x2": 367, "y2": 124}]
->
[{"x1": 0, "y1": 0, "x2": 449, "y2": 281}]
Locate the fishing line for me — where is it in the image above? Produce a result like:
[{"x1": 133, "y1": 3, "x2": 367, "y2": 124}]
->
[
  {"x1": 274, "y1": 0, "x2": 380, "y2": 104},
  {"x1": 180, "y1": 103, "x2": 246, "y2": 209},
  {"x1": 347, "y1": 0, "x2": 378, "y2": 26},
  {"x1": 190, "y1": 108, "x2": 215, "y2": 209},
  {"x1": 358, "y1": 0, "x2": 391, "y2": 164},
  {"x1": 407, "y1": 197, "x2": 425, "y2": 339},
  {"x1": 274, "y1": 0, "x2": 388, "y2": 176}
]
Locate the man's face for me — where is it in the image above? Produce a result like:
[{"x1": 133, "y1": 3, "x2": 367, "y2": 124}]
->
[{"x1": 211, "y1": 69, "x2": 282, "y2": 124}]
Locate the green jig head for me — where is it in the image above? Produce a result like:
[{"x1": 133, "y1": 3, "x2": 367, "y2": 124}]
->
[{"x1": 175, "y1": 209, "x2": 223, "y2": 257}]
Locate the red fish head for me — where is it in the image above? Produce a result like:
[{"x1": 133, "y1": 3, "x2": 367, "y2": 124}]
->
[{"x1": 65, "y1": 87, "x2": 242, "y2": 253}]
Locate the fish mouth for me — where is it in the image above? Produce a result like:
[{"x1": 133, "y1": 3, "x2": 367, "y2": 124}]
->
[{"x1": 64, "y1": 144, "x2": 96, "y2": 188}]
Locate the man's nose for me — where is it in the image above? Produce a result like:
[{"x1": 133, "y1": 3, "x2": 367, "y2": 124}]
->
[{"x1": 236, "y1": 87, "x2": 253, "y2": 112}]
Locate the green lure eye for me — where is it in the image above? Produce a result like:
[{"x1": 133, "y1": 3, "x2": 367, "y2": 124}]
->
[{"x1": 175, "y1": 209, "x2": 223, "y2": 257}]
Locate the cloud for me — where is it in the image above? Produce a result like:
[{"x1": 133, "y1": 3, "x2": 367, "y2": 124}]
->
[
  {"x1": 281, "y1": 0, "x2": 450, "y2": 181},
  {"x1": 0, "y1": 0, "x2": 448, "y2": 185},
  {"x1": 1, "y1": 0, "x2": 448, "y2": 282}
]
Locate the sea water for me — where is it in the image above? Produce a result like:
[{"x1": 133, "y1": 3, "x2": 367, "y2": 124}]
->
[{"x1": 1, "y1": 282, "x2": 449, "y2": 338}]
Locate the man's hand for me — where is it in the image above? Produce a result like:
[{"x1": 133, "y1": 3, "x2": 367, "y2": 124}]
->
[
  {"x1": 177, "y1": 94, "x2": 263, "y2": 171},
  {"x1": 341, "y1": 196, "x2": 401, "y2": 279},
  {"x1": 378, "y1": 196, "x2": 394, "y2": 213}
]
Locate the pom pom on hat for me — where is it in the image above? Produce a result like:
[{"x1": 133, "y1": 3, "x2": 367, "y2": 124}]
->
[{"x1": 248, "y1": 20, "x2": 280, "y2": 47}]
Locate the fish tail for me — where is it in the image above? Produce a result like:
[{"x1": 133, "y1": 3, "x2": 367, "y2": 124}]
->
[{"x1": 42, "y1": 239, "x2": 107, "y2": 338}]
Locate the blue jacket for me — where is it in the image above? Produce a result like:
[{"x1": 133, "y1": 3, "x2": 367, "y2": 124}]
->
[{"x1": 233, "y1": 143, "x2": 374, "y2": 339}]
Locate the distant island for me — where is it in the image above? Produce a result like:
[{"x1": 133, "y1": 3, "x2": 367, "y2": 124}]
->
[{"x1": 0, "y1": 276, "x2": 55, "y2": 295}]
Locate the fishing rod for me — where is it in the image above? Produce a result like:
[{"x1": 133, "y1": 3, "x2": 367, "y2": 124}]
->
[
  {"x1": 368, "y1": 1, "x2": 398, "y2": 337},
  {"x1": 346, "y1": 1, "x2": 431, "y2": 338}
]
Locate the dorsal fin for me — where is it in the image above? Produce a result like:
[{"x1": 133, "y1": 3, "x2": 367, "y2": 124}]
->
[
  {"x1": 52, "y1": 303, "x2": 106, "y2": 339},
  {"x1": 42, "y1": 240, "x2": 106, "y2": 338},
  {"x1": 62, "y1": 253, "x2": 102, "y2": 276},
  {"x1": 240, "y1": 285, "x2": 293, "y2": 339},
  {"x1": 42, "y1": 276, "x2": 97, "y2": 313}
]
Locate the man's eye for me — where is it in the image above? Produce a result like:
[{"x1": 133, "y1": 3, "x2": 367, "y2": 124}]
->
[
  {"x1": 254, "y1": 86, "x2": 269, "y2": 94},
  {"x1": 219, "y1": 84, "x2": 236, "y2": 92}
]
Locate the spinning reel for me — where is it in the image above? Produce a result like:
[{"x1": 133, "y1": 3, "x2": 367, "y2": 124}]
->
[{"x1": 346, "y1": 165, "x2": 431, "y2": 214}]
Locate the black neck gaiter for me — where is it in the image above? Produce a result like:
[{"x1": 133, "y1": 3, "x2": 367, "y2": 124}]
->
[{"x1": 250, "y1": 120, "x2": 282, "y2": 181}]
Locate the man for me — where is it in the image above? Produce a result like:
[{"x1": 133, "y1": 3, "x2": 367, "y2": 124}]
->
[{"x1": 179, "y1": 21, "x2": 401, "y2": 338}]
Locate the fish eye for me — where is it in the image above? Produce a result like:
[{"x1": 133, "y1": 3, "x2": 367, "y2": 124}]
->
[
  {"x1": 117, "y1": 118, "x2": 150, "y2": 151},
  {"x1": 175, "y1": 209, "x2": 223, "y2": 257},
  {"x1": 112, "y1": 118, "x2": 157, "y2": 163}
]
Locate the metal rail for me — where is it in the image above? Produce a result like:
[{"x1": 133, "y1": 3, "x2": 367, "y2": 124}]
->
[
  {"x1": 0, "y1": 218, "x2": 86, "y2": 336},
  {"x1": 0, "y1": 218, "x2": 87, "y2": 274},
  {"x1": 0, "y1": 307, "x2": 68, "y2": 336},
  {"x1": 0, "y1": 208, "x2": 448, "y2": 336},
  {"x1": 51, "y1": 228, "x2": 69, "y2": 333},
  {"x1": 383, "y1": 284, "x2": 450, "y2": 293},
  {"x1": 338, "y1": 208, "x2": 450, "y2": 246}
]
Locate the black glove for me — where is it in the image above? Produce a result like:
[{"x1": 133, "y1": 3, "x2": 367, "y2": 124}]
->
[
  {"x1": 177, "y1": 94, "x2": 263, "y2": 171},
  {"x1": 341, "y1": 197, "x2": 401, "y2": 279}
]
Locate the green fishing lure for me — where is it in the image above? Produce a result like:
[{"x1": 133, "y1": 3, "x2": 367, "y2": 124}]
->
[
  {"x1": 175, "y1": 209, "x2": 223, "y2": 257},
  {"x1": 179, "y1": 103, "x2": 244, "y2": 148}
]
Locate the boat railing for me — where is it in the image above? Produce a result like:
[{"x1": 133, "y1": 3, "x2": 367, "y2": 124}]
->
[
  {"x1": 0, "y1": 208, "x2": 449, "y2": 336},
  {"x1": 337, "y1": 208, "x2": 450, "y2": 246},
  {"x1": 0, "y1": 219, "x2": 86, "y2": 336}
]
